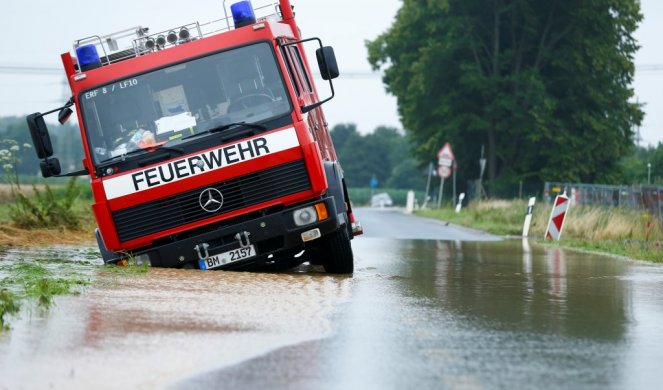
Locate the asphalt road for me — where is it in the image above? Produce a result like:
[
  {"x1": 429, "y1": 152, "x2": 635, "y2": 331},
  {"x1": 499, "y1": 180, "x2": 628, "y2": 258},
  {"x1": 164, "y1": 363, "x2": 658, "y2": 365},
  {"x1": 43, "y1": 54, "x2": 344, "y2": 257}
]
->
[{"x1": 354, "y1": 207, "x2": 502, "y2": 240}]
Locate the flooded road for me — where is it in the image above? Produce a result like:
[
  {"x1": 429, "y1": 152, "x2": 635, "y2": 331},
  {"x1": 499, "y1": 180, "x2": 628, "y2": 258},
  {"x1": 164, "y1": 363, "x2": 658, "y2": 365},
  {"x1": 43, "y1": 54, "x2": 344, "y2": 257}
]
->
[{"x1": 1, "y1": 208, "x2": 663, "y2": 389}]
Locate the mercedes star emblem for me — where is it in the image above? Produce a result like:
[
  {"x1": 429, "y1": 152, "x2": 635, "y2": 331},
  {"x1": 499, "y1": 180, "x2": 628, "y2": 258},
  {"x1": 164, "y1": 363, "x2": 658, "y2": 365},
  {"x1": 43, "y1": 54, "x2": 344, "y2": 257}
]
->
[{"x1": 199, "y1": 188, "x2": 224, "y2": 213}]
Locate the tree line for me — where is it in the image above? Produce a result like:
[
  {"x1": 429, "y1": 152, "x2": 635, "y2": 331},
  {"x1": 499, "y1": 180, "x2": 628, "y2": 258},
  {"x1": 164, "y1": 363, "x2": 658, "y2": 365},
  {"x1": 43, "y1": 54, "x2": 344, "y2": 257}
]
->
[
  {"x1": 620, "y1": 143, "x2": 663, "y2": 185},
  {"x1": 330, "y1": 123, "x2": 425, "y2": 190}
]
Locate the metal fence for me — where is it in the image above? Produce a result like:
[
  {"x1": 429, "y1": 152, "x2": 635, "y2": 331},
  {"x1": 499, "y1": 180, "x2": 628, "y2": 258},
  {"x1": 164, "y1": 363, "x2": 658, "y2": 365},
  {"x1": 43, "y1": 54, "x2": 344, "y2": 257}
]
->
[{"x1": 544, "y1": 182, "x2": 663, "y2": 225}]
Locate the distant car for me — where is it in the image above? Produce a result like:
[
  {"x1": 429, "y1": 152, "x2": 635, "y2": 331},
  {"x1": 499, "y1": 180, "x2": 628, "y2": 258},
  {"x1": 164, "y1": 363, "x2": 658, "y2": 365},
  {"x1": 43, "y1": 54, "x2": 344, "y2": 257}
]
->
[{"x1": 371, "y1": 193, "x2": 393, "y2": 208}]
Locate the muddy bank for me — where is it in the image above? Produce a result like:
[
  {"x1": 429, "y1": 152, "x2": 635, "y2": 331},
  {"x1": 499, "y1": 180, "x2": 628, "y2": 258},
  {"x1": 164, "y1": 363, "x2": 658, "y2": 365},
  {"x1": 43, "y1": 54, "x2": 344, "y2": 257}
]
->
[{"x1": 0, "y1": 224, "x2": 94, "y2": 247}]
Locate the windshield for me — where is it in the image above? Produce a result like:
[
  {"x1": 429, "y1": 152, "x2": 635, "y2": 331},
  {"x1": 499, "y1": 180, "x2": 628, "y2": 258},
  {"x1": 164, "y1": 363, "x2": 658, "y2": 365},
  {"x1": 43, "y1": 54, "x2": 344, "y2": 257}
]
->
[{"x1": 80, "y1": 42, "x2": 291, "y2": 164}]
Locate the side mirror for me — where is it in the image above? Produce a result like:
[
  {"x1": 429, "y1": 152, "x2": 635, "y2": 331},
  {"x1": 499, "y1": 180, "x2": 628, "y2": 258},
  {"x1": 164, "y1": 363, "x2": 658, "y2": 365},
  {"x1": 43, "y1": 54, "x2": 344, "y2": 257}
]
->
[
  {"x1": 39, "y1": 157, "x2": 62, "y2": 178},
  {"x1": 26, "y1": 113, "x2": 54, "y2": 159},
  {"x1": 316, "y1": 46, "x2": 339, "y2": 80},
  {"x1": 58, "y1": 107, "x2": 74, "y2": 124}
]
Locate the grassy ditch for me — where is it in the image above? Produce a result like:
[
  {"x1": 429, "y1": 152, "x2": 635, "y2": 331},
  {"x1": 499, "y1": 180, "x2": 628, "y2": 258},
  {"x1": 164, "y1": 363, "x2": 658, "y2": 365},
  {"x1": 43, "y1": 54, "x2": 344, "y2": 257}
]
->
[{"x1": 417, "y1": 200, "x2": 663, "y2": 262}]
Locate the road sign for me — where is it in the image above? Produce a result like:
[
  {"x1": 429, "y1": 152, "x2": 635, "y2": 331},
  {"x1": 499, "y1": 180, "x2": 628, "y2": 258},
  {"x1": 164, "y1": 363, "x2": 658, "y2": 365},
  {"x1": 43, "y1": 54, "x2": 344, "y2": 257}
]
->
[
  {"x1": 545, "y1": 193, "x2": 570, "y2": 241},
  {"x1": 437, "y1": 143, "x2": 455, "y2": 160},
  {"x1": 437, "y1": 143, "x2": 455, "y2": 179},
  {"x1": 437, "y1": 165, "x2": 451, "y2": 178},
  {"x1": 437, "y1": 143, "x2": 455, "y2": 164},
  {"x1": 438, "y1": 157, "x2": 453, "y2": 167}
]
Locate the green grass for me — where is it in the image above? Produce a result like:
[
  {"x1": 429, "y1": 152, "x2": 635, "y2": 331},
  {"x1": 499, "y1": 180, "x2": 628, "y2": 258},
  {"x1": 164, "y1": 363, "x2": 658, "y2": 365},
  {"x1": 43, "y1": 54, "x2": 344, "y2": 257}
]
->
[
  {"x1": 0, "y1": 196, "x2": 94, "y2": 224},
  {"x1": 552, "y1": 240, "x2": 663, "y2": 263},
  {"x1": 418, "y1": 205, "x2": 528, "y2": 236},
  {"x1": 101, "y1": 255, "x2": 150, "y2": 276},
  {"x1": 0, "y1": 203, "x2": 11, "y2": 221},
  {"x1": 0, "y1": 289, "x2": 20, "y2": 331},
  {"x1": 416, "y1": 200, "x2": 663, "y2": 263},
  {"x1": 0, "y1": 262, "x2": 91, "y2": 309}
]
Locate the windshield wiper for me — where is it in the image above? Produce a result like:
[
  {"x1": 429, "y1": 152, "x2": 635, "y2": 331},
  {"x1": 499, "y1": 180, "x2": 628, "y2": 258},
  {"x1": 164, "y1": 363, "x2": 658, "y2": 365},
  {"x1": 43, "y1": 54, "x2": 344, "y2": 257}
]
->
[
  {"x1": 182, "y1": 122, "x2": 267, "y2": 141},
  {"x1": 100, "y1": 143, "x2": 184, "y2": 164}
]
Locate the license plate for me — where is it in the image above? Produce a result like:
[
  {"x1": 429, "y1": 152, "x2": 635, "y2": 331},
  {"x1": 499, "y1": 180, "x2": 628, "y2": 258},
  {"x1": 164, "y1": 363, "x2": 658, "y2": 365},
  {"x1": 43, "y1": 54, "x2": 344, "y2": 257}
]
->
[{"x1": 199, "y1": 245, "x2": 256, "y2": 270}]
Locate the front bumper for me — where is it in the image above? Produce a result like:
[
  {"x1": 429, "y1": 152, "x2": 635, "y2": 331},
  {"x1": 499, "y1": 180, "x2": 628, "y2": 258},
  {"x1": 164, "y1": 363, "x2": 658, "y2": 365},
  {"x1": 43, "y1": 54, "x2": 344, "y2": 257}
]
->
[{"x1": 104, "y1": 196, "x2": 344, "y2": 269}]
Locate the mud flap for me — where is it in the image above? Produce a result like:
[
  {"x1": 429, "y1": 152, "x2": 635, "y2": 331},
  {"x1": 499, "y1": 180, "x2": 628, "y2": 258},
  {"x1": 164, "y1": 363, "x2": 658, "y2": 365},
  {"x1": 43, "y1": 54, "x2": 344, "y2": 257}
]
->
[{"x1": 95, "y1": 228, "x2": 123, "y2": 263}]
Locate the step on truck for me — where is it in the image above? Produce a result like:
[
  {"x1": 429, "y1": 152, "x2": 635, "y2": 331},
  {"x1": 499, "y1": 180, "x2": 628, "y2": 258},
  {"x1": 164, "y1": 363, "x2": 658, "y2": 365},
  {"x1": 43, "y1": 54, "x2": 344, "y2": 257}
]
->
[{"x1": 26, "y1": 0, "x2": 362, "y2": 272}]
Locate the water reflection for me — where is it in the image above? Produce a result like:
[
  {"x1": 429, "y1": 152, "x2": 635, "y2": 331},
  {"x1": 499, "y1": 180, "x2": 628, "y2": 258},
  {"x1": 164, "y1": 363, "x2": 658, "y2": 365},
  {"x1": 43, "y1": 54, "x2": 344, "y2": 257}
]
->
[
  {"x1": 400, "y1": 240, "x2": 630, "y2": 341},
  {"x1": 194, "y1": 239, "x2": 653, "y2": 389},
  {"x1": 313, "y1": 238, "x2": 643, "y2": 389}
]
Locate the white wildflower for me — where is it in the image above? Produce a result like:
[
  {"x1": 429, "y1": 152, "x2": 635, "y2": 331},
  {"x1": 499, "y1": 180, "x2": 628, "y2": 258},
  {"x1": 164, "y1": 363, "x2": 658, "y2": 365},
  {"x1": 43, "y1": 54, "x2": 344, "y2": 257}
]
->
[
  {"x1": 0, "y1": 149, "x2": 9, "y2": 157},
  {"x1": 23, "y1": 143, "x2": 32, "y2": 148},
  {"x1": 9, "y1": 145, "x2": 19, "y2": 152},
  {"x1": 2, "y1": 164, "x2": 13, "y2": 170}
]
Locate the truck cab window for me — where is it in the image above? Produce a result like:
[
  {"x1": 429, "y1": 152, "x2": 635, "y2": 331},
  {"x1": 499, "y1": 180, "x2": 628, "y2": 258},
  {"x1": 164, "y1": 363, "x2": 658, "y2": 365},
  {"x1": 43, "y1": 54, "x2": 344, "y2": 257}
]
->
[
  {"x1": 80, "y1": 42, "x2": 291, "y2": 164},
  {"x1": 291, "y1": 47, "x2": 312, "y2": 93}
]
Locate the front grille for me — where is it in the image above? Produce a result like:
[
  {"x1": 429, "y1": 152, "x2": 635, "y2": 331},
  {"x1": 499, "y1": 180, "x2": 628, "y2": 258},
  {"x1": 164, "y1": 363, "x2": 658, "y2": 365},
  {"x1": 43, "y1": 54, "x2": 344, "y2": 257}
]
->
[{"x1": 113, "y1": 160, "x2": 310, "y2": 242}]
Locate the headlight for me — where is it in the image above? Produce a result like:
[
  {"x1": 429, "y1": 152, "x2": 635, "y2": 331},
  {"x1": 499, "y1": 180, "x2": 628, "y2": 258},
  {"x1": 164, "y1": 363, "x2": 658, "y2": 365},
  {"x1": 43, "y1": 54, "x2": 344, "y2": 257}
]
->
[{"x1": 293, "y1": 206, "x2": 317, "y2": 226}]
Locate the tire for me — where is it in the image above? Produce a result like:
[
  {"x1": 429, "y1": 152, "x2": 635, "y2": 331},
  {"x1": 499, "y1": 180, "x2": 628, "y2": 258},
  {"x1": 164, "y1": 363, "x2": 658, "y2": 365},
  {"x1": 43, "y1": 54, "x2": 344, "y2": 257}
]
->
[{"x1": 320, "y1": 227, "x2": 354, "y2": 274}]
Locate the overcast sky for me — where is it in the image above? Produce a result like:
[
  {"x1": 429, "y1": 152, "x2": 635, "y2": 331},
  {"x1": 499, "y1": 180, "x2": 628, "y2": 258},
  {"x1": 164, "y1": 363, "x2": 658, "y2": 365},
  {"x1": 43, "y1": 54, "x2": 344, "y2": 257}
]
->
[{"x1": 0, "y1": 0, "x2": 661, "y2": 146}]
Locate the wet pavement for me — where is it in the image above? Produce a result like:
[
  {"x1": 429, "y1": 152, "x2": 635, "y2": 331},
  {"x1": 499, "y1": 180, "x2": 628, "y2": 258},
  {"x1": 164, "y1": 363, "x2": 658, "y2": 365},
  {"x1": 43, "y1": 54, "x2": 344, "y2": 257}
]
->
[{"x1": 1, "y1": 208, "x2": 663, "y2": 389}]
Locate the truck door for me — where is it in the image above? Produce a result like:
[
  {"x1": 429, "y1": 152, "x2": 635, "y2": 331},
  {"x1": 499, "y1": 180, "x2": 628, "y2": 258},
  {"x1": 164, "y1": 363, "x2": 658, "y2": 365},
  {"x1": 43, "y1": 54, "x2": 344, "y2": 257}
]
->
[{"x1": 281, "y1": 43, "x2": 334, "y2": 161}]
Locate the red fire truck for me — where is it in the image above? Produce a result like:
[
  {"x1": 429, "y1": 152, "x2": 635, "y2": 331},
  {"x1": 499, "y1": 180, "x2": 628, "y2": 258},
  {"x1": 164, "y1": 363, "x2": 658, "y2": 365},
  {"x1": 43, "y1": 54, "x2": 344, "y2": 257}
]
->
[{"x1": 26, "y1": 0, "x2": 361, "y2": 273}]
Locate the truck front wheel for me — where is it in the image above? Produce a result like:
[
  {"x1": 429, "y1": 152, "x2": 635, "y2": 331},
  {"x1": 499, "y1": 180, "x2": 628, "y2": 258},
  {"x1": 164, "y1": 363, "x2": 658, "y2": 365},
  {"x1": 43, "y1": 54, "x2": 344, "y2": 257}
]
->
[{"x1": 319, "y1": 227, "x2": 354, "y2": 274}]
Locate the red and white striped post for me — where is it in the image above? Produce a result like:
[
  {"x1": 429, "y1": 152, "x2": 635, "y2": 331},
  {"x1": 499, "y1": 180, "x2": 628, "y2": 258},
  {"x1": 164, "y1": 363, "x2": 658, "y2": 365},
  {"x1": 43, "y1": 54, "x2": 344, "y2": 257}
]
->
[{"x1": 545, "y1": 192, "x2": 570, "y2": 241}]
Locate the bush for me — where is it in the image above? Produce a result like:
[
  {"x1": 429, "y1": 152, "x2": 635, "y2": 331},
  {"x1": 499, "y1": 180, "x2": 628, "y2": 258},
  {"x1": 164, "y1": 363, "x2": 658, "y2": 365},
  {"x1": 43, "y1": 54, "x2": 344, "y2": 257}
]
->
[{"x1": 9, "y1": 177, "x2": 82, "y2": 229}]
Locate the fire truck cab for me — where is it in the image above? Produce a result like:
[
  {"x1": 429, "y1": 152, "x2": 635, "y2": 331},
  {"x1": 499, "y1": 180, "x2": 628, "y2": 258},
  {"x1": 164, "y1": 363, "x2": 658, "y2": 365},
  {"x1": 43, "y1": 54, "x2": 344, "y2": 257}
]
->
[{"x1": 26, "y1": 0, "x2": 362, "y2": 273}]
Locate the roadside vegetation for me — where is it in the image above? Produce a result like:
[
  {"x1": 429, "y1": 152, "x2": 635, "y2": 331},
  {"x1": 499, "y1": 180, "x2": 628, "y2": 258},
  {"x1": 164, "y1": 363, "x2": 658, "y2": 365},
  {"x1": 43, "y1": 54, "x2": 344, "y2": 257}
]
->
[
  {"x1": 0, "y1": 192, "x2": 95, "y2": 247},
  {"x1": 102, "y1": 255, "x2": 150, "y2": 275},
  {"x1": 417, "y1": 200, "x2": 663, "y2": 263},
  {"x1": 2, "y1": 262, "x2": 91, "y2": 306},
  {"x1": 0, "y1": 259, "x2": 94, "y2": 331},
  {"x1": 0, "y1": 289, "x2": 20, "y2": 331},
  {"x1": 0, "y1": 176, "x2": 95, "y2": 247}
]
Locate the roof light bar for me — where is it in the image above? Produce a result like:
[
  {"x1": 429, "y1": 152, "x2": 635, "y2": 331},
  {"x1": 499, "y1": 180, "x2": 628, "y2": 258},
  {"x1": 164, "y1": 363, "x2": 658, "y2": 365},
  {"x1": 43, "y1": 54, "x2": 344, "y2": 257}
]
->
[
  {"x1": 75, "y1": 44, "x2": 102, "y2": 71},
  {"x1": 231, "y1": 1, "x2": 256, "y2": 28}
]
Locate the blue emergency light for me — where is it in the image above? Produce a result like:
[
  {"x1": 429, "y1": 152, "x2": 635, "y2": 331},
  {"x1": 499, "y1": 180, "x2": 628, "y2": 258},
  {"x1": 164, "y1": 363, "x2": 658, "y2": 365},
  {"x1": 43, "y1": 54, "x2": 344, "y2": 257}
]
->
[
  {"x1": 76, "y1": 44, "x2": 102, "y2": 71},
  {"x1": 231, "y1": 1, "x2": 256, "y2": 28}
]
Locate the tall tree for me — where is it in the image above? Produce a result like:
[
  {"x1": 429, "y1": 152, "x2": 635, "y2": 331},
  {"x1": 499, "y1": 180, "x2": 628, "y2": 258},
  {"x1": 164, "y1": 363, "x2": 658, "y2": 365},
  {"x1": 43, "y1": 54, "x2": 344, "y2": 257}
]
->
[{"x1": 367, "y1": 0, "x2": 643, "y2": 186}]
